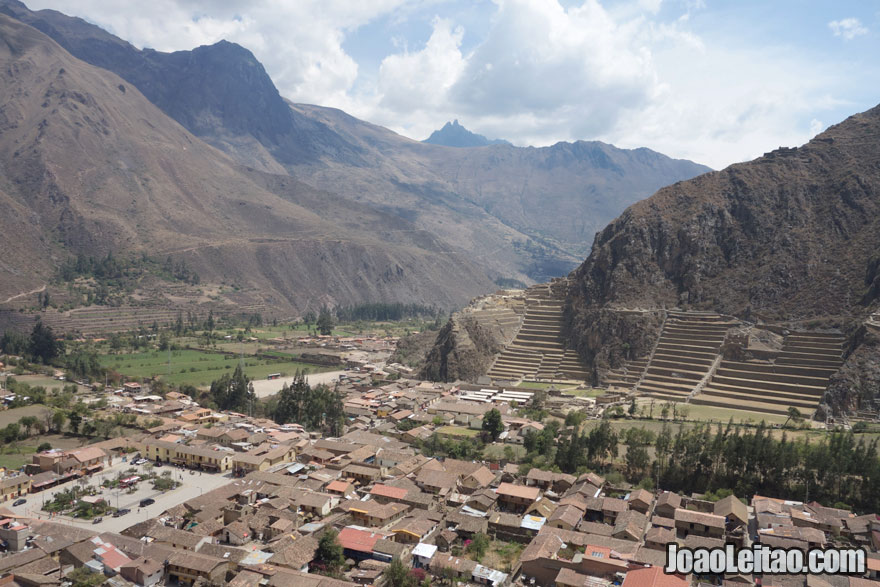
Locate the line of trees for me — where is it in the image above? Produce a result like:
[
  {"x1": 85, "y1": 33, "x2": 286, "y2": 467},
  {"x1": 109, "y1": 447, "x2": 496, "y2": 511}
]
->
[
  {"x1": 56, "y1": 252, "x2": 200, "y2": 285},
  {"x1": 272, "y1": 370, "x2": 345, "y2": 435},
  {"x1": 540, "y1": 419, "x2": 880, "y2": 513}
]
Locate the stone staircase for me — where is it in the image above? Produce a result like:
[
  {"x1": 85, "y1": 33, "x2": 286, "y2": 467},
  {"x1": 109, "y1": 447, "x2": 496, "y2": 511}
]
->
[
  {"x1": 635, "y1": 311, "x2": 734, "y2": 401},
  {"x1": 691, "y1": 332, "x2": 845, "y2": 416},
  {"x1": 486, "y1": 281, "x2": 590, "y2": 382}
]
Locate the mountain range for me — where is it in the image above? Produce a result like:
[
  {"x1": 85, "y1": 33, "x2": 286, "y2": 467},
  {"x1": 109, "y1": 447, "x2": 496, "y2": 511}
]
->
[{"x1": 0, "y1": 0, "x2": 710, "y2": 314}]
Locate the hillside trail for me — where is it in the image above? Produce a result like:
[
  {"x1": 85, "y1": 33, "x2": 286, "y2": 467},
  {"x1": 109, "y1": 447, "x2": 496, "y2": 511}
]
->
[{"x1": 2, "y1": 285, "x2": 45, "y2": 304}]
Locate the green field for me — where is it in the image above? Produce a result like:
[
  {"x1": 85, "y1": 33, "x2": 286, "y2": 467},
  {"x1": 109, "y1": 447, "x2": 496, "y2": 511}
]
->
[
  {"x1": 100, "y1": 349, "x2": 333, "y2": 388},
  {"x1": 437, "y1": 426, "x2": 480, "y2": 438}
]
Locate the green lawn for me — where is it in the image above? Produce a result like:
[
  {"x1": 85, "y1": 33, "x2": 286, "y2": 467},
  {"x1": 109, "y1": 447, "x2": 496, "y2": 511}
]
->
[
  {"x1": 100, "y1": 349, "x2": 332, "y2": 388},
  {"x1": 0, "y1": 444, "x2": 38, "y2": 471},
  {"x1": 437, "y1": 426, "x2": 480, "y2": 438}
]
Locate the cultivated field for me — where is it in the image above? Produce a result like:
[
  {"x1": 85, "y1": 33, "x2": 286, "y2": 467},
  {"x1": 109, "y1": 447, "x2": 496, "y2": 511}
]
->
[{"x1": 99, "y1": 349, "x2": 332, "y2": 388}]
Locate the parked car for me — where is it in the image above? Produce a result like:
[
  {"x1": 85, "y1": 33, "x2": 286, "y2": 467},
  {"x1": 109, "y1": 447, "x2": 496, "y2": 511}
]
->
[
  {"x1": 12, "y1": 499, "x2": 26, "y2": 507},
  {"x1": 92, "y1": 517, "x2": 103, "y2": 524},
  {"x1": 113, "y1": 508, "x2": 131, "y2": 517},
  {"x1": 139, "y1": 498, "x2": 155, "y2": 507}
]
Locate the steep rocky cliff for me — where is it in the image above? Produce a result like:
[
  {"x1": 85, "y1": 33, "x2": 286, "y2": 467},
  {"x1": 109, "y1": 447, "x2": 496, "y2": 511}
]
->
[{"x1": 565, "y1": 104, "x2": 880, "y2": 412}]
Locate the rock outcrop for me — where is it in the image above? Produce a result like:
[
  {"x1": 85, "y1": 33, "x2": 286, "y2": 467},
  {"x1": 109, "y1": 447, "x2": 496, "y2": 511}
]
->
[{"x1": 420, "y1": 314, "x2": 505, "y2": 383}]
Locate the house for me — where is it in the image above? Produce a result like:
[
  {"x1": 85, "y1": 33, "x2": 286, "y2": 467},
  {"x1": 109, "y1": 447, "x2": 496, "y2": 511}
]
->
[
  {"x1": 627, "y1": 489, "x2": 654, "y2": 515},
  {"x1": 295, "y1": 492, "x2": 337, "y2": 517},
  {"x1": 430, "y1": 552, "x2": 478, "y2": 582},
  {"x1": 370, "y1": 484, "x2": 409, "y2": 503},
  {"x1": 325, "y1": 480, "x2": 357, "y2": 499},
  {"x1": 473, "y1": 563, "x2": 509, "y2": 587},
  {"x1": 142, "y1": 439, "x2": 233, "y2": 471},
  {"x1": 0, "y1": 474, "x2": 32, "y2": 501},
  {"x1": 496, "y1": 483, "x2": 541, "y2": 513},
  {"x1": 655, "y1": 492, "x2": 682, "y2": 519},
  {"x1": 416, "y1": 469, "x2": 457, "y2": 495},
  {"x1": 412, "y1": 542, "x2": 437, "y2": 569},
  {"x1": 232, "y1": 444, "x2": 296, "y2": 473},
  {"x1": 520, "y1": 531, "x2": 629, "y2": 586},
  {"x1": 343, "y1": 464, "x2": 383, "y2": 485},
  {"x1": 621, "y1": 565, "x2": 688, "y2": 587},
  {"x1": 674, "y1": 508, "x2": 725, "y2": 539},
  {"x1": 345, "y1": 500, "x2": 409, "y2": 527},
  {"x1": 224, "y1": 520, "x2": 251, "y2": 545},
  {"x1": 526, "y1": 469, "x2": 576, "y2": 493},
  {"x1": 602, "y1": 497, "x2": 627, "y2": 524},
  {"x1": 0, "y1": 519, "x2": 30, "y2": 551},
  {"x1": 489, "y1": 512, "x2": 533, "y2": 544},
  {"x1": 165, "y1": 550, "x2": 229, "y2": 585},
  {"x1": 119, "y1": 557, "x2": 164, "y2": 587},
  {"x1": 391, "y1": 515, "x2": 438, "y2": 544},
  {"x1": 337, "y1": 526, "x2": 389, "y2": 562},
  {"x1": 714, "y1": 495, "x2": 749, "y2": 530},
  {"x1": 461, "y1": 466, "x2": 496, "y2": 494},
  {"x1": 435, "y1": 529, "x2": 459, "y2": 552},
  {"x1": 645, "y1": 525, "x2": 677, "y2": 550},
  {"x1": 612, "y1": 510, "x2": 648, "y2": 542}
]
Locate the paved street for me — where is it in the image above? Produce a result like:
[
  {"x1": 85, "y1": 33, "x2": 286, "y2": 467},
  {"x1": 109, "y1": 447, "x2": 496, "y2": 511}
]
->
[{"x1": 3, "y1": 460, "x2": 234, "y2": 534}]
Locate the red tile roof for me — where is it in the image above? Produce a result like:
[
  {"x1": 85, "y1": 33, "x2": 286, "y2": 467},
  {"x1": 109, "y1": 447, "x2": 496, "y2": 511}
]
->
[
  {"x1": 337, "y1": 527, "x2": 387, "y2": 554},
  {"x1": 622, "y1": 566, "x2": 688, "y2": 587},
  {"x1": 370, "y1": 484, "x2": 409, "y2": 500}
]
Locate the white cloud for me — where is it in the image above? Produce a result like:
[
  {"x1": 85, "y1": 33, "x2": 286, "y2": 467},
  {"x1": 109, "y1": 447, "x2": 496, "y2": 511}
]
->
[
  {"x1": 22, "y1": 0, "x2": 878, "y2": 168},
  {"x1": 26, "y1": 0, "x2": 406, "y2": 109},
  {"x1": 828, "y1": 18, "x2": 868, "y2": 40},
  {"x1": 378, "y1": 17, "x2": 466, "y2": 113}
]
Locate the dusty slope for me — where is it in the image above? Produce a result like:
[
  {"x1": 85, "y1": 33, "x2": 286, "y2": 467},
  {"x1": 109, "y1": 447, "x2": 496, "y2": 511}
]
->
[
  {"x1": 0, "y1": 13, "x2": 494, "y2": 311},
  {"x1": 1, "y1": 0, "x2": 710, "y2": 284}
]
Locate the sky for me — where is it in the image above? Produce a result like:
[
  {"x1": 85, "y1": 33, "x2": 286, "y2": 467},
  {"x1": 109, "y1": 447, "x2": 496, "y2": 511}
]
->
[{"x1": 25, "y1": 0, "x2": 880, "y2": 169}]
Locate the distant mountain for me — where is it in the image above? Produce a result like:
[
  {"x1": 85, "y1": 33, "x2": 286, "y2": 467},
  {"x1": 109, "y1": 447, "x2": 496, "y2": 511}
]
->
[
  {"x1": 0, "y1": 0, "x2": 711, "y2": 295},
  {"x1": 423, "y1": 120, "x2": 511, "y2": 147}
]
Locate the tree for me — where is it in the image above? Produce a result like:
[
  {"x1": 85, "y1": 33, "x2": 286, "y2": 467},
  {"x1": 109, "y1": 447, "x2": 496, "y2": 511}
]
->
[
  {"x1": 51, "y1": 410, "x2": 67, "y2": 433},
  {"x1": 783, "y1": 407, "x2": 803, "y2": 428},
  {"x1": 316, "y1": 307, "x2": 334, "y2": 336},
  {"x1": 384, "y1": 557, "x2": 416, "y2": 587},
  {"x1": 37, "y1": 442, "x2": 52, "y2": 452},
  {"x1": 481, "y1": 408, "x2": 504, "y2": 441},
  {"x1": 68, "y1": 412, "x2": 83, "y2": 435},
  {"x1": 466, "y1": 533, "x2": 489, "y2": 562},
  {"x1": 315, "y1": 529, "x2": 345, "y2": 574},
  {"x1": 19, "y1": 416, "x2": 38, "y2": 437},
  {"x1": 29, "y1": 320, "x2": 61, "y2": 363},
  {"x1": 628, "y1": 398, "x2": 637, "y2": 416},
  {"x1": 0, "y1": 330, "x2": 29, "y2": 355}
]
